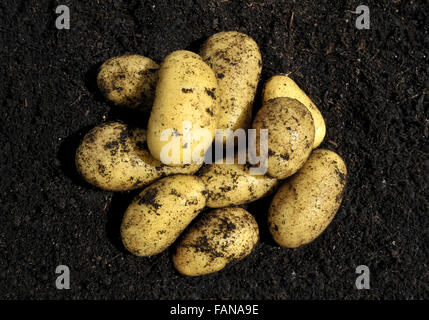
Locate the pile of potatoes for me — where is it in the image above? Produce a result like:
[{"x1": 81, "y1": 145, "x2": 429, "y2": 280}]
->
[{"x1": 75, "y1": 31, "x2": 347, "y2": 277}]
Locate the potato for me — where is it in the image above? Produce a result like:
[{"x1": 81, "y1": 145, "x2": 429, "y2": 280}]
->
[
  {"x1": 268, "y1": 149, "x2": 347, "y2": 248},
  {"x1": 200, "y1": 31, "x2": 262, "y2": 140},
  {"x1": 97, "y1": 54, "x2": 159, "y2": 111},
  {"x1": 147, "y1": 50, "x2": 218, "y2": 166},
  {"x1": 173, "y1": 207, "x2": 259, "y2": 276},
  {"x1": 121, "y1": 175, "x2": 207, "y2": 256},
  {"x1": 252, "y1": 97, "x2": 315, "y2": 179},
  {"x1": 263, "y1": 75, "x2": 326, "y2": 148},
  {"x1": 75, "y1": 122, "x2": 201, "y2": 191},
  {"x1": 199, "y1": 161, "x2": 278, "y2": 208}
]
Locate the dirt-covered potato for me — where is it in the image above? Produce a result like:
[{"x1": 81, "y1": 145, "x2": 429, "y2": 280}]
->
[
  {"x1": 121, "y1": 175, "x2": 207, "y2": 256},
  {"x1": 147, "y1": 50, "x2": 218, "y2": 166},
  {"x1": 173, "y1": 207, "x2": 259, "y2": 276},
  {"x1": 200, "y1": 31, "x2": 262, "y2": 140},
  {"x1": 263, "y1": 75, "x2": 326, "y2": 148},
  {"x1": 97, "y1": 54, "x2": 159, "y2": 110},
  {"x1": 75, "y1": 122, "x2": 201, "y2": 191},
  {"x1": 252, "y1": 97, "x2": 315, "y2": 179},
  {"x1": 199, "y1": 161, "x2": 278, "y2": 208},
  {"x1": 268, "y1": 149, "x2": 347, "y2": 248}
]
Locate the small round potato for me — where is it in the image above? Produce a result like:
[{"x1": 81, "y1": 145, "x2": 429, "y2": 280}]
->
[
  {"x1": 75, "y1": 122, "x2": 201, "y2": 191},
  {"x1": 268, "y1": 149, "x2": 347, "y2": 248},
  {"x1": 173, "y1": 207, "x2": 259, "y2": 276},
  {"x1": 263, "y1": 75, "x2": 326, "y2": 148},
  {"x1": 97, "y1": 54, "x2": 159, "y2": 110},
  {"x1": 121, "y1": 175, "x2": 207, "y2": 257},
  {"x1": 200, "y1": 31, "x2": 262, "y2": 140},
  {"x1": 252, "y1": 97, "x2": 315, "y2": 179},
  {"x1": 147, "y1": 50, "x2": 218, "y2": 166},
  {"x1": 199, "y1": 161, "x2": 278, "y2": 208}
]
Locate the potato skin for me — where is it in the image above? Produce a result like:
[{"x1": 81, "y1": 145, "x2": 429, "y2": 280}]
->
[
  {"x1": 200, "y1": 31, "x2": 262, "y2": 138},
  {"x1": 263, "y1": 75, "x2": 326, "y2": 148},
  {"x1": 199, "y1": 162, "x2": 278, "y2": 208},
  {"x1": 268, "y1": 149, "x2": 347, "y2": 248},
  {"x1": 75, "y1": 122, "x2": 201, "y2": 191},
  {"x1": 252, "y1": 97, "x2": 315, "y2": 179},
  {"x1": 173, "y1": 207, "x2": 259, "y2": 276},
  {"x1": 97, "y1": 54, "x2": 159, "y2": 111},
  {"x1": 147, "y1": 50, "x2": 217, "y2": 166},
  {"x1": 121, "y1": 175, "x2": 207, "y2": 257}
]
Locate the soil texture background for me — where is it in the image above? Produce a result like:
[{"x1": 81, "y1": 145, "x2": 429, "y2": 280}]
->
[{"x1": 0, "y1": 0, "x2": 428, "y2": 299}]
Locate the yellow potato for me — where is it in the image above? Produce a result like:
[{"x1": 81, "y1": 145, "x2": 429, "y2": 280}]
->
[
  {"x1": 199, "y1": 161, "x2": 278, "y2": 208},
  {"x1": 200, "y1": 31, "x2": 262, "y2": 140},
  {"x1": 121, "y1": 175, "x2": 207, "y2": 256},
  {"x1": 252, "y1": 97, "x2": 315, "y2": 179},
  {"x1": 97, "y1": 54, "x2": 159, "y2": 111},
  {"x1": 147, "y1": 50, "x2": 218, "y2": 166},
  {"x1": 173, "y1": 207, "x2": 259, "y2": 276},
  {"x1": 75, "y1": 122, "x2": 201, "y2": 191},
  {"x1": 268, "y1": 149, "x2": 347, "y2": 248},
  {"x1": 263, "y1": 75, "x2": 326, "y2": 148}
]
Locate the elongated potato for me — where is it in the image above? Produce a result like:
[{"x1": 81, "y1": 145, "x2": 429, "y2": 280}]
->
[
  {"x1": 263, "y1": 75, "x2": 326, "y2": 148},
  {"x1": 75, "y1": 122, "x2": 201, "y2": 191},
  {"x1": 268, "y1": 149, "x2": 347, "y2": 248},
  {"x1": 173, "y1": 207, "x2": 259, "y2": 276},
  {"x1": 147, "y1": 50, "x2": 217, "y2": 166},
  {"x1": 121, "y1": 175, "x2": 207, "y2": 256},
  {"x1": 199, "y1": 161, "x2": 278, "y2": 208},
  {"x1": 252, "y1": 97, "x2": 315, "y2": 179},
  {"x1": 200, "y1": 31, "x2": 262, "y2": 139},
  {"x1": 97, "y1": 54, "x2": 159, "y2": 111}
]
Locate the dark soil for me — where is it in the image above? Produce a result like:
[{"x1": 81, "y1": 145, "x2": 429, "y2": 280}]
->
[{"x1": 0, "y1": 0, "x2": 428, "y2": 299}]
